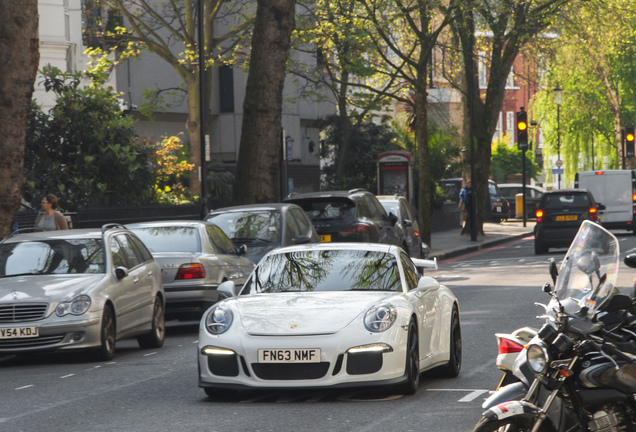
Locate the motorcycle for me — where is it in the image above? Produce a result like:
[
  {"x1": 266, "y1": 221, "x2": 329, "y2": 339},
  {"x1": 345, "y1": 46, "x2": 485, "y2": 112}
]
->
[{"x1": 473, "y1": 220, "x2": 636, "y2": 432}]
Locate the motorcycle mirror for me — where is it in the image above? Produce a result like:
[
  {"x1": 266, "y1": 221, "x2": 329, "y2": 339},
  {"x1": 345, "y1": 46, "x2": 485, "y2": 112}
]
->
[
  {"x1": 625, "y1": 254, "x2": 636, "y2": 269},
  {"x1": 549, "y1": 258, "x2": 558, "y2": 284},
  {"x1": 542, "y1": 282, "x2": 552, "y2": 295},
  {"x1": 575, "y1": 251, "x2": 601, "y2": 275}
]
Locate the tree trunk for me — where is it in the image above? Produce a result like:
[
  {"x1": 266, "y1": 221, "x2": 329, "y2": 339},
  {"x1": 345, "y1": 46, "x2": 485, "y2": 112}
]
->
[
  {"x1": 186, "y1": 73, "x2": 202, "y2": 196},
  {"x1": 233, "y1": 0, "x2": 296, "y2": 204},
  {"x1": 0, "y1": 2, "x2": 39, "y2": 238},
  {"x1": 415, "y1": 75, "x2": 431, "y2": 247}
]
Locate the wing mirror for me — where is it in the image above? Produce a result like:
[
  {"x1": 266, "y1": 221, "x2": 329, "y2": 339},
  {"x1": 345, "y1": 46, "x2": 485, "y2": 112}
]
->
[
  {"x1": 549, "y1": 258, "x2": 558, "y2": 284},
  {"x1": 416, "y1": 276, "x2": 440, "y2": 292},
  {"x1": 237, "y1": 244, "x2": 248, "y2": 256},
  {"x1": 115, "y1": 267, "x2": 129, "y2": 280},
  {"x1": 218, "y1": 280, "x2": 239, "y2": 298},
  {"x1": 292, "y1": 235, "x2": 311, "y2": 245},
  {"x1": 625, "y1": 254, "x2": 636, "y2": 268}
]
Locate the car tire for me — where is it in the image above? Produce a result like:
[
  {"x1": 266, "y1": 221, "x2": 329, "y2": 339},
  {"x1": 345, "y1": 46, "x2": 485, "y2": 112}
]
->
[
  {"x1": 534, "y1": 238, "x2": 547, "y2": 255},
  {"x1": 395, "y1": 320, "x2": 420, "y2": 395},
  {"x1": 91, "y1": 305, "x2": 116, "y2": 361},
  {"x1": 138, "y1": 297, "x2": 165, "y2": 349},
  {"x1": 437, "y1": 305, "x2": 462, "y2": 378}
]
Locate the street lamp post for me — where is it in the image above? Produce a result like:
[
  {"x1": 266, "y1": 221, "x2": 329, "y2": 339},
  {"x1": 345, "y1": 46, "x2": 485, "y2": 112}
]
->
[{"x1": 554, "y1": 86, "x2": 563, "y2": 189}]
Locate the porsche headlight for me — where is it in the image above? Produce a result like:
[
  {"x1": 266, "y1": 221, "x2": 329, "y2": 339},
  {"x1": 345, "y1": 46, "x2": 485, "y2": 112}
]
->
[
  {"x1": 56, "y1": 295, "x2": 91, "y2": 317},
  {"x1": 527, "y1": 343, "x2": 550, "y2": 374},
  {"x1": 364, "y1": 304, "x2": 397, "y2": 332},
  {"x1": 205, "y1": 305, "x2": 233, "y2": 335}
]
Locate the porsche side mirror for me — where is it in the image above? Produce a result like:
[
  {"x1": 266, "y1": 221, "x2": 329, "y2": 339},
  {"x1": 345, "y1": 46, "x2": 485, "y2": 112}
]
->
[
  {"x1": 218, "y1": 280, "x2": 238, "y2": 298},
  {"x1": 416, "y1": 276, "x2": 439, "y2": 292}
]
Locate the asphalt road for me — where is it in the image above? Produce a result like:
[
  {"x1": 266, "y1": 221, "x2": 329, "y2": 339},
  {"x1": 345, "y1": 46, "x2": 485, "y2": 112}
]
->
[{"x1": 3, "y1": 232, "x2": 636, "y2": 432}]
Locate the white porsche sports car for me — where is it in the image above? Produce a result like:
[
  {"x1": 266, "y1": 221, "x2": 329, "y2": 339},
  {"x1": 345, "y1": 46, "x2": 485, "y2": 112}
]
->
[{"x1": 197, "y1": 242, "x2": 461, "y2": 396}]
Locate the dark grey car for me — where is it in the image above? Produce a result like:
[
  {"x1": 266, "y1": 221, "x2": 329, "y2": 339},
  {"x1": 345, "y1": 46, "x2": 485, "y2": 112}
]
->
[
  {"x1": 205, "y1": 203, "x2": 319, "y2": 264},
  {"x1": 284, "y1": 189, "x2": 401, "y2": 246}
]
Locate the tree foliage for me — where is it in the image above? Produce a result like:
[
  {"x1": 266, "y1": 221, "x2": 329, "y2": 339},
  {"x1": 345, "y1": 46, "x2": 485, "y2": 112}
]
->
[
  {"x1": 531, "y1": 0, "x2": 636, "y2": 186},
  {"x1": 100, "y1": 0, "x2": 254, "y2": 196},
  {"x1": 450, "y1": 0, "x2": 572, "y2": 232},
  {"x1": 23, "y1": 55, "x2": 154, "y2": 211},
  {"x1": 320, "y1": 117, "x2": 402, "y2": 191},
  {"x1": 490, "y1": 139, "x2": 541, "y2": 184}
]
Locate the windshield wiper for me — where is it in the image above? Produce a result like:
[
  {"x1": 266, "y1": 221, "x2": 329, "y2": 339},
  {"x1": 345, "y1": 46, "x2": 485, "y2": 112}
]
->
[
  {"x1": 0, "y1": 272, "x2": 43, "y2": 279},
  {"x1": 232, "y1": 237, "x2": 271, "y2": 244}
]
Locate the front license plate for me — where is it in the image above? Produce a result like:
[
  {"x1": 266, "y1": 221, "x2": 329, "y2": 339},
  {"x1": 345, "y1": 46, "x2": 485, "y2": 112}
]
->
[
  {"x1": 258, "y1": 348, "x2": 321, "y2": 363},
  {"x1": 556, "y1": 215, "x2": 578, "y2": 222},
  {"x1": 0, "y1": 326, "x2": 39, "y2": 339},
  {"x1": 319, "y1": 235, "x2": 331, "y2": 242}
]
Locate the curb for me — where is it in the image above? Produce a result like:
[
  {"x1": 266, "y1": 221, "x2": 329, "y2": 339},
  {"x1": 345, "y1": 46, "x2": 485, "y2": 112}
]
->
[{"x1": 431, "y1": 231, "x2": 534, "y2": 262}]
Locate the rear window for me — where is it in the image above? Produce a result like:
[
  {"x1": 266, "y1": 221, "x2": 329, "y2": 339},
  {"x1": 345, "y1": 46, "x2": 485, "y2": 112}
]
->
[
  {"x1": 291, "y1": 198, "x2": 356, "y2": 221},
  {"x1": 130, "y1": 227, "x2": 202, "y2": 253},
  {"x1": 543, "y1": 193, "x2": 590, "y2": 209}
]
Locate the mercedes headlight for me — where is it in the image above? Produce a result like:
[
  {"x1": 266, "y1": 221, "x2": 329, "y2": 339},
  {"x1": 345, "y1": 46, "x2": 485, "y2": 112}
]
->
[
  {"x1": 527, "y1": 343, "x2": 550, "y2": 374},
  {"x1": 205, "y1": 305, "x2": 233, "y2": 335},
  {"x1": 56, "y1": 295, "x2": 91, "y2": 317},
  {"x1": 364, "y1": 304, "x2": 397, "y2": 332}
]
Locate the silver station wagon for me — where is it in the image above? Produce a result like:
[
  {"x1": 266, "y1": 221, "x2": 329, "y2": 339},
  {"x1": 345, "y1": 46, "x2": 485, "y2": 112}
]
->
[{"x1": 0, "y1": 225, "x2": 165, "y2": 361}]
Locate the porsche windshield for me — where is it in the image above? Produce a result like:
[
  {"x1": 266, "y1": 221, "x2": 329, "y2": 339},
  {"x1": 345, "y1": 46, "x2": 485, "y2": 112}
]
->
[
  {"x1": 0, "y1": 238, "x2": 106, "y2": 276},
  {"x1": 242, "y1": 249, "x2": 401, "y2": 293}
]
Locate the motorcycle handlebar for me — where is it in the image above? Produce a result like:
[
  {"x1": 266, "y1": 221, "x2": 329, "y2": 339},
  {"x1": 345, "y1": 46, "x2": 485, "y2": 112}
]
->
[{"x1": 586, "y1": 336, "x2": 635, "y2": 364}]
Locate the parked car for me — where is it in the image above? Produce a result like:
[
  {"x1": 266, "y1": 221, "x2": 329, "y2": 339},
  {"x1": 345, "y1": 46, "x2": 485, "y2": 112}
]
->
[
  {"x1": 533, "y1": 189, "x2": 605, "y2": 255},
  {"x1": 439, "y1": 178, "x2": 510, "y2": 222},
  {"x1": 127, "y1": 220, "x2": 255, "y2": 320},
  {"x1": 205, "y1": 203, "x2": 319, "y2": 264},
  {"x1": 0, "y1": 224, "x2": 165, "y2": 360},
  {"x1": 498, "y1": 183, "x2": 546, "y2": 219},
  {"x1": 376, "y1": 194, "x2": 428, "y2": 258},
  {"x1": 284, "y1": 189, "x2": 401, "y2": 245},
  {"x1": 198, "y1": 242, "x2": 461, "y2": 396}
]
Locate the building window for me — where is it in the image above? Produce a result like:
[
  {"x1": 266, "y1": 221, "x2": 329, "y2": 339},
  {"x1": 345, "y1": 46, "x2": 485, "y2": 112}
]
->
[
  {"x1": 219, "y1": 66, "x2": 235, "y2": 113},
  {"x1": 507, "y1": 111, "x2": 515, "y2": 146},
  {"x1": 505, "y1": 66, "x2": 515, "y2": 89},
  {"x1": 478, "y1": 51, "x2": 487, "y2": 88}
]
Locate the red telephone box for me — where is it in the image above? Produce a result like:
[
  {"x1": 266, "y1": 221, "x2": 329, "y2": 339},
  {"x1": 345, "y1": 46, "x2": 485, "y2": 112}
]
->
[{"x1": 377, "y1": 151, "x2": 414, "y2": 204}]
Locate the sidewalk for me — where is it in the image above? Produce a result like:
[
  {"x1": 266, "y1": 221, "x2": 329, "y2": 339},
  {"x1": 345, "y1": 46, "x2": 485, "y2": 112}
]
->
[{"x1": 429, "y1": 219, "x2": 536, "y2": 261}]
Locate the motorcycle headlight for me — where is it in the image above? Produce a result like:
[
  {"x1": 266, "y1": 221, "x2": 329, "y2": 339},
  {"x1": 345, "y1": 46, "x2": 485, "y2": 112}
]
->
[
  {"x1": 55, "y1": 295, "x2": 91, "y2": 317},
  {"x1": 364, "y1": 304, "x2": 397, "y2": 332},
  {"x1": 527, "y1": 343, "x2": 550, "y2": 374},
  {"x1": 205, "y1": 305, "x2": 233, "y2": 335}
]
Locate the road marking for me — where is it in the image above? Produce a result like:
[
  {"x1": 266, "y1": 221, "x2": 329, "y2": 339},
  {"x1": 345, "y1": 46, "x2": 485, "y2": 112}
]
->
[
  {"x1": 458, "y1": 390, "x2": 489, "y2": 402},
  {"x1": 60, "y1": 374, "x2": 75, "y2": 379},
  {"x1": 427, "y1": 388, "x2": 490, "y2": 402},
  {"x1": 143, "y1": 352, "x2": 157, "y2": 357},
  {"x1": 15, "y1": 385, "x2": 33, "y2": 390}
]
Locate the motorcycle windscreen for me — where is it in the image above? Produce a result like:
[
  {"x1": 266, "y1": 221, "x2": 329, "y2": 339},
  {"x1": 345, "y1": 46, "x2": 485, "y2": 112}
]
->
[{"x1": 554, "y1": 221, "x2": 619, "y2": 315}]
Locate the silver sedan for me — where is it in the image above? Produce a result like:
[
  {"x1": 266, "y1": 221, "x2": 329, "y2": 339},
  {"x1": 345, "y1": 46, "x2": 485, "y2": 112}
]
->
[{"x1": 127, "y1": 220, "x2": 255, "y2": 320}]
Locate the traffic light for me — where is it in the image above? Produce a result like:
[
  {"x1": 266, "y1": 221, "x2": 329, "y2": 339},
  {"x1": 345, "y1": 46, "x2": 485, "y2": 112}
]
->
[
  {"x1": 516, "y1": 110, "x2": 528, "y2": 150},
  {"x1": 626, "y1": 125, "x2": 635, "y2": 158}
]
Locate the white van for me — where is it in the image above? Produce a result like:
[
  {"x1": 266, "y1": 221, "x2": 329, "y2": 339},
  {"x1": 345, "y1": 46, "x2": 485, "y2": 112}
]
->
[{"x1": 574, "y1": 170, "x2": 636, "y2": 232}]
